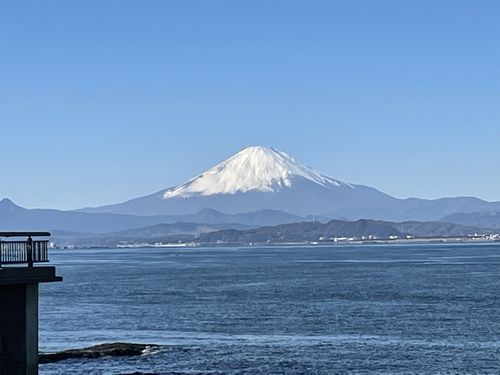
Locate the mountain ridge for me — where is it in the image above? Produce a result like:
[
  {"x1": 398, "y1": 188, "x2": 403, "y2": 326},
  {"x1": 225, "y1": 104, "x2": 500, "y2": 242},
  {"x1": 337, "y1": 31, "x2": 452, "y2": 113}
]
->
[
  {"x1": 0, "y1": 198, "x2": 308, "y2": 233},
  {"x1": 441, "y1": 210, "x2": 500, "y2": 229},
  {"x1": 193, "y1": 219, "x2": 488, "y2": 245},
  {"x1": 57, "y1": 218, "x2": 488, "y2": 248}
]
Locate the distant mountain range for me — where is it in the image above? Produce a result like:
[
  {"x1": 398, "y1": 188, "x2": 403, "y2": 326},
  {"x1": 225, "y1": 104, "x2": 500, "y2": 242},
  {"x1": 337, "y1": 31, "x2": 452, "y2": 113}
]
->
[
  {"x1": 51, "y1": 222, "x2": 254, "y2": 248},
  {"x1": 2, "y1": 146, "x2": 499, "y2": 236},
  {"x1": 441, "y1": 211, "x2": 500, "y2": 229},
  {"x1": 193, "y1": 219, "x2": 485, "y2": 245},
  {"x1": 79, "y1": 146, "x2": 500, "y2": 223},
  {"x1": 57, "y1": 219, "x2": 486, "y2": 248},
  {"x1": 0, "y1": 198, "x2": 308, "y2": 233}
]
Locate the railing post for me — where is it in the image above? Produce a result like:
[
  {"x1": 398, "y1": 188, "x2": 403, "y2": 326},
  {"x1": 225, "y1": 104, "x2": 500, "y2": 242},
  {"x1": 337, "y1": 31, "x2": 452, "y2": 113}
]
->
[{"x1": 27, "y1": 236, "x2": 33, "y2": 268}]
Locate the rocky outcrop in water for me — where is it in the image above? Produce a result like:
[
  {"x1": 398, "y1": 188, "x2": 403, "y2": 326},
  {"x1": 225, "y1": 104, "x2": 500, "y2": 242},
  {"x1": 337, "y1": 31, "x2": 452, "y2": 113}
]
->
[{"x1": 39, "y1": 342, "x2": 159, "y2": 364}]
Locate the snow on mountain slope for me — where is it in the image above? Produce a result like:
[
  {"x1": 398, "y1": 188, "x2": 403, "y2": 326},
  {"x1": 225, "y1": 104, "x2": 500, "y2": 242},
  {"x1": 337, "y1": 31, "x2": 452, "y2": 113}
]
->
[
  {"x1": 163, "y1": 146, "x2": 352, "y2": 198},
  {"x1": 78, "y1": 145, "x2": 396, "y2": 216}
]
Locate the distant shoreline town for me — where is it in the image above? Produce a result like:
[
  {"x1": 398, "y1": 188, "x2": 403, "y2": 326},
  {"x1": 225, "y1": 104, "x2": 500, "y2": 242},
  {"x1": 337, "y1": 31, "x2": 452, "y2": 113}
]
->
[
  {"x1": 52, "y1": 226, "x2": 500, "y2": 250},
  {"x1": 111, "y1": 236, "x2": 500, "y2": 249}
]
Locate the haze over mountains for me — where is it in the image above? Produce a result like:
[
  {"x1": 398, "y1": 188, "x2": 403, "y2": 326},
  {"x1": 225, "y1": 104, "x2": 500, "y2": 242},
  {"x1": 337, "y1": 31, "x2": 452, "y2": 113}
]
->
[{"x1": 2, "y1": 146, "x2": 500, "y2": 239}]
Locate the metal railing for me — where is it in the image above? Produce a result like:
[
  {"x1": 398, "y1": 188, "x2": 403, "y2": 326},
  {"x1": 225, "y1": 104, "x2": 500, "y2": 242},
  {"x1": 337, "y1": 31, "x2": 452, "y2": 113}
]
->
[{"x1": 0, "y1": 232, "x2": 51, "y2": 267}]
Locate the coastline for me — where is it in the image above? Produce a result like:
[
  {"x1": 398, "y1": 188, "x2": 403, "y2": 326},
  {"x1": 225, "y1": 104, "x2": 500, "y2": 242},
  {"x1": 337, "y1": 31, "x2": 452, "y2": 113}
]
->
[{"x1": 54, "y1": 236, "x2": 500, "y2": 250}]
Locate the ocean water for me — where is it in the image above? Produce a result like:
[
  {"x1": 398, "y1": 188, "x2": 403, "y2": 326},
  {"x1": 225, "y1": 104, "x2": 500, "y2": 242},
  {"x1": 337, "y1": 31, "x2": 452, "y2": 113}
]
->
[{"x1": 39, "y1": 244, "x2": 500, "y2": 374}]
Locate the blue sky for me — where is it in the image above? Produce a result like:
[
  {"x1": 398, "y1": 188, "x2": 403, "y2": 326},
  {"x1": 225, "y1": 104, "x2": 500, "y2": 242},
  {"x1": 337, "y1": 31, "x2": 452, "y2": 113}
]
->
[{"x1": 1, "y1": 1, "x2": 499, "y2": 209}]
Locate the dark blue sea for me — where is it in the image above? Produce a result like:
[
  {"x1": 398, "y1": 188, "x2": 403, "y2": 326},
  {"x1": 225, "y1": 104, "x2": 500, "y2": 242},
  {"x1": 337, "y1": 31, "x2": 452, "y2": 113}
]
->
[{"x1": 39, "y1": 244, "x2": 500, "y2": 374}]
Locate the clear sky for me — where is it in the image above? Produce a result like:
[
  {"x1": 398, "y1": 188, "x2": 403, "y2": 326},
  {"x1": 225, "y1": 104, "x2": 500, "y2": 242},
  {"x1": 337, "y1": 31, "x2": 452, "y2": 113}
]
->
[{"x1": 1, "y1": 1, "x2": 499, "y2": 209}]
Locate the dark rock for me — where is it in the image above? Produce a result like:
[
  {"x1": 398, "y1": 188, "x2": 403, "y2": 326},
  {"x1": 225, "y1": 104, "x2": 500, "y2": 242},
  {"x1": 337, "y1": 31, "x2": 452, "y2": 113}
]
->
[{"x1": 39, "y1": 342, "x2": 159, "y2": 364}]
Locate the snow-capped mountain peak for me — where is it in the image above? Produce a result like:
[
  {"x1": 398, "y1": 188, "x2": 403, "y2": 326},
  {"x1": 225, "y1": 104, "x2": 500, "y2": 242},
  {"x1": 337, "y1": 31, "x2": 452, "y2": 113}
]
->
[{"x1": 163, "y1": 146, "x2": 350, "y2": 199}]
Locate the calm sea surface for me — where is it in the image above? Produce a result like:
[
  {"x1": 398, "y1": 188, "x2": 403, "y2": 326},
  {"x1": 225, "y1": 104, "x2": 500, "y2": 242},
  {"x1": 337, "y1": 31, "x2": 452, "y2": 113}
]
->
[{"x1": 39, "y1": 244, "x2": 500, "y2": 374}]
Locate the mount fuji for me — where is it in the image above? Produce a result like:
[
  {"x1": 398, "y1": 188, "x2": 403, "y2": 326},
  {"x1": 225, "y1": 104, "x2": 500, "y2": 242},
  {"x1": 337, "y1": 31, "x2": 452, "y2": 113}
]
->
[{"x1": 81, "y1": 146, "x2": 500, "y2": 221}]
